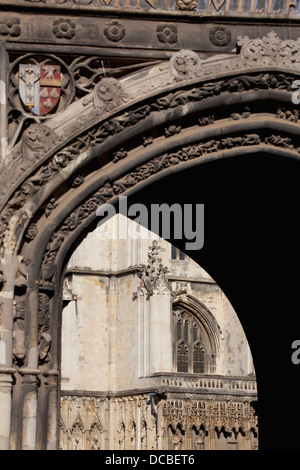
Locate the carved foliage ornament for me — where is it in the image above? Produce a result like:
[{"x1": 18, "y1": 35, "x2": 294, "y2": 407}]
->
[
  {"x1": 132, "y1": 240, "x2": 175, "y2": 300},
  {"x1": 0, "y1": 17, "x2": 20, "y2": 37},
  {"x1": 104, "y1": 20, "x2": 125, "y2": 42},
  {"x1": 169, "y1": 50, "x2": 201, "y2": 82},
  {"x1": 209, "y1": 27, "x2": 232, "y2": 47},
  {"x1": 52, "y1": 18, "x2": 76, "y2": 39},
  {"x1": 238, "y1": 31, "x2": 300, "y2": 66},
  {"x1": 157, "y1": 24, "x2": 178, "y2": 44}
]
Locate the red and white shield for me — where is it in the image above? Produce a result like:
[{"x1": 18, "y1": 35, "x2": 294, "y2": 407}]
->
[{"x1": 19, "y1": 64, "x2": 62, "y2": 116}]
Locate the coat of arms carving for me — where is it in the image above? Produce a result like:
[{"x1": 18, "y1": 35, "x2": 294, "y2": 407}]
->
[{"x1": 19, "y1": 64, "x2": 62, "y2": 116}]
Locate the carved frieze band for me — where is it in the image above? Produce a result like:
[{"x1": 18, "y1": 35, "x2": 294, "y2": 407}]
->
[
  {"x1": 0, "y1": 14, "x2": 231, "y2": 48},
  {"x1": 60, "y1": 393, "x2": 258, "y2": 450}
]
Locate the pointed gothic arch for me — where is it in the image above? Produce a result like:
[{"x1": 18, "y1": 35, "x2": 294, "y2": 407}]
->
[
  {"x1": 172, "y1": 295, "x2": 222, "y2": 374},
  {"x1": 0, "y1": 32, "x2": 300, "y2": 449}
]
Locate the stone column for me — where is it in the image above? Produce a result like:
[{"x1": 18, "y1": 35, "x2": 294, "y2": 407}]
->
[
  {"x1": 0, "y1": 42, "x2": 8, "y2": 165},
  {"x1": 43, "y1": 370, "x2": 60, "y2": 450},
  {"x1": 20, "y1": 368, "x2": 40, "y2": 450},
  {"x1": 0, "y1": 251, "x2": 19, "y2": 449},
  {"x1": 0, "y1": 368, "x2": 15, "y2": 449}
]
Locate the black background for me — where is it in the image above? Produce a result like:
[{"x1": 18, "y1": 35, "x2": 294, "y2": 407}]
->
[{"x1": 126, "y1": 151, "x2": 300, "y2": 451}]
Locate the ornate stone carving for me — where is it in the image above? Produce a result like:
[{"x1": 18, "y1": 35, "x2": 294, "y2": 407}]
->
[
  {"x1": 156, "y1": 24, "x2": 178, "y2": 44},
  {"x1": 13, "y1": 301, "x2": 26, "y2": 364},
  {"x1": 1, "y1": 63, "x2": 298, "y2": 234},
  {"x1": 174, "y1": 281, "x2": 188, "y2": 296},
  {"x1": 37, "y1": 292, "x2": 52, "y2": 364},
  {"x1": 176, "y1": 0, "x2": 197, "y2": 11},
  {"x1": 83, "y1": 77, "x2": 130, "y2": 112},
  {"x1": 103, "y1": 20, "x2": 125, "y2": 42},
  {"x1": 24, "y1": 223, "x2": 38, "y2": 241},
  {"x1": 35, "y1": 124, "x2": 300, "y2": 300},
  {"x1": 71, "y1": 174, "x2": 85, "y2": 188},
  {"x1": 143, "y1": 136, "x2": 153, "y2": 147},
  {"x1": 229, "y1": 108, "x2": 251, "y2": 120},
  {"x1": 164, "y1": 125, "x2": 181, "y2": 137},
  {"x1": 198, "y1": 116, "x2": 214, "y2": 126},
  {"x1": 113, "y1": 148, "x2": 127, "y2": 163},
  {"x1": 237, "y1": 31, "x2": 300, "y2": 67},
  {"x1": 45, "y1": 198, "x2": 57, "y2": 218},
  {"x1": 52, "y1": 18, "x2": 76, "y2": 39},
  {"x1": 21, "y1": 124, "x2": 57, "y2": 161},
  {"x1": 132, "y1": 240, "x2": 174, "y2": 300},
  {"x1": 0, "y1": 17, "x2": 21, "y2": 37},
  {"x1": 209, "y1": 27, "x2": 232, "y2": 47},
  {"x1": 38, "y1": 292, "x2": 50, "y2": 332},
  {"x1": 276, "y1": 107, "x2": 299, "y2": 122},
  {"x1": 169, "y1": 50, "x2": 201, "y2": 82}
]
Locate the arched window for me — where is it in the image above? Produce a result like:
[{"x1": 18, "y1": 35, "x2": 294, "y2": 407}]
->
[
  {"x1": 173, "y1": 302, "x2": 218, "y2": 374},
  {"x1": 193, "y1": 342, "x2": 205, "y2": 373},
  {"x1": 177, "y1": 342, "x2": 189, "y2": 373},
  {"x1": 171, "y1": 245, "x2": 185, "y2": 260}
]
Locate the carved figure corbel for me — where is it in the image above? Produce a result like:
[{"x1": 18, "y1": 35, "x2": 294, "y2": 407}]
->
[
  {"x1": 21, "y1": 123, "x2": 57, "y2": 162},
  {"x1": 174, "y1": 281, "x2": 188, "y2": 296},
  {"x1": 83, "y1": 77, "x2": 130, "y2": 113},
  {"x1": 170, "y1": 50, "x2": 201, "y2": 82}
]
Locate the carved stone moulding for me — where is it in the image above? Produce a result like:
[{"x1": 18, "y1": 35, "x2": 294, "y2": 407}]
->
[
  {"x1": 2, "y1": 8, "x2": 300, "y2": 62},
  {"x1": 1, "y1": 68, "x2": 300, "y2": 253}
]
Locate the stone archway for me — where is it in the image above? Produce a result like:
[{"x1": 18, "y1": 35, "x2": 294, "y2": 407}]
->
[{"x1": 1, "y1": 32, "x2": 300, "y2": 449}]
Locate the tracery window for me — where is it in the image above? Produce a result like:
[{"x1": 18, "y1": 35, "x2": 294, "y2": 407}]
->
[{"x1": 173, "y1": 305, "x2": 216, "y2": 374}]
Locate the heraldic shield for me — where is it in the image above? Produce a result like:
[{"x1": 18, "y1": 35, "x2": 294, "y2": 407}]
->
[{"x1": 19, "y1": 64, "x2": 62, "y2": 116}]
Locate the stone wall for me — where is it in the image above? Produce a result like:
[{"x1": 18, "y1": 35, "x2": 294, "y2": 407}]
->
[{"x1": 61, "y1": 215, "x2": 255, "y2": 394}]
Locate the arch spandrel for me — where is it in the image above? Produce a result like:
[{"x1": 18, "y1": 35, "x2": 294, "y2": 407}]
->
[{"x1": 0, "y1": 28, "x2": 299, "y2": 449}]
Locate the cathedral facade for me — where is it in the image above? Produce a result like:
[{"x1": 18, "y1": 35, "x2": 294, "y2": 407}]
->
[{"x1": 59, "y1": 216, "x2": 258, "y2": 450}]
